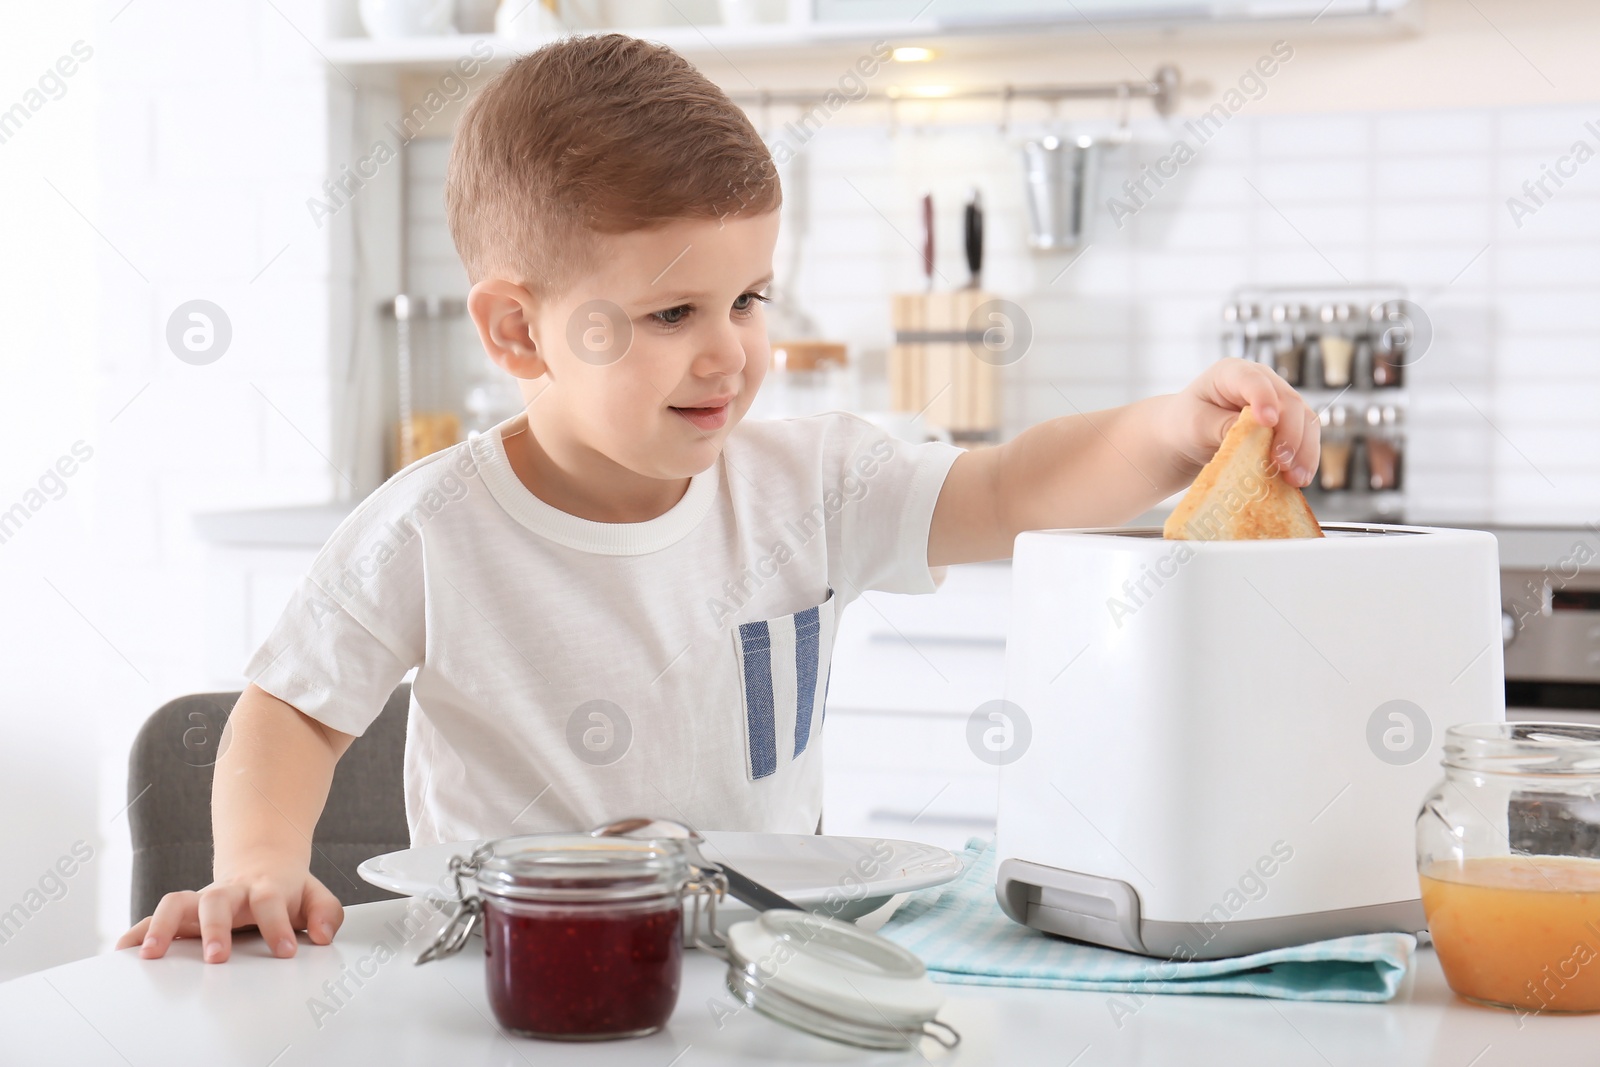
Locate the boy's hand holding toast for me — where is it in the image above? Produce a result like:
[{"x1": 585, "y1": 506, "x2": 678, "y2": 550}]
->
[
  {"x1": 1168, "y1": 355, "x2": 1321, "y2": 490},
  {"x1": 929, "y1": 358, "x2": 1320, "y2": 565}
]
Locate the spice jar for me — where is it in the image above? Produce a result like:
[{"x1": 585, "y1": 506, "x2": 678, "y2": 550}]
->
[
  {"x1": 1269, "y1": 304, "x2": 1305, "y2": 386},
  {"x1": 764, "y1": 340, "x2": 852, "y2": 419},
  {"x1": 384, "y1": 295, "x2": 466, "y2": 474},
  {"x1": 1318, "y1": 405, "x2": 1352, "y2": 491},
  {"x1": 1370, "y1": 300, "x2": 1409, "y2": 388},
  {"x1": 417, "y1": 833, "x2": 725, "y2": 1040},
  {"x1": 1365, "y1": 404, "x2": 1404, "y2": 492},
  {"x1": 1239, "y1": 302, "x2": 1261, "y2": 364},
  {"x1": 1317, "y1": 303, "x2": 1356, "y2": 388},
  {"x1": 1417, "y1": 722, "x2": 1600, "y2": 1014},
  {"x1": 1221, "y1": 303, "x2": 1245, "y2": 360}
]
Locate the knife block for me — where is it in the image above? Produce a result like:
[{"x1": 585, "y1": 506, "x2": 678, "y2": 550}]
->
[{"x1": 890, "y1": 290, "x2": 1001, "y2": 442}]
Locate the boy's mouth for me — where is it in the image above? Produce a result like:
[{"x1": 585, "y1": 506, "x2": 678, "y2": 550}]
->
[{"x1": 669, "y1": 397, "x2": 734, "y2": 432}]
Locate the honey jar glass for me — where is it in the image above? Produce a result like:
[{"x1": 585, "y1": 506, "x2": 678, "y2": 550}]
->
[{"x1": 1417, "y1": 722, "x2": 1600, "y2": 1014}]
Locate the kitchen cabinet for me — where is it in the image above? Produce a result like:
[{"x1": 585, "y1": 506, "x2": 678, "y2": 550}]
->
[
  {"x1": 194, "y1": 505, "x2": 351, "y2": 686},
  {"x1": 827, "y1": 561, "x2": 1009, "y2": 713},
  {"x1": 822, "y1": 561, "x2": 1011, "y2": 849}
]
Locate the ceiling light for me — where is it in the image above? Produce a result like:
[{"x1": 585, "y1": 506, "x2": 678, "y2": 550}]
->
[{"x1": 891, "y1": 46, "x2": 935, "y2": 62}]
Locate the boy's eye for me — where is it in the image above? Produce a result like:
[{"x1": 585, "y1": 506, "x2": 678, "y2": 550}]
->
[
  {"x1": 652, "y1": 305, "x2": 690, "y2": 326},
  {"x1": 651, "y1": 292, "x2": 769, "y2": 326}
]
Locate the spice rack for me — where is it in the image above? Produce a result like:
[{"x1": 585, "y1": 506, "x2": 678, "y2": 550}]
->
[{"x1": 1222, "y1": 285, "x2": 1412, "y2": 524}]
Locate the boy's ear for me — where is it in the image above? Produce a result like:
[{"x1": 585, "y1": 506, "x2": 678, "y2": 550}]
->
[{"x1": 468, "y1": 278, "x2": 548, "y2": 380}]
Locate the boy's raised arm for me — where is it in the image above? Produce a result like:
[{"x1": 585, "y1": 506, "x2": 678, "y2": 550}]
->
[
  {"x1": 927, "y1": 359, "x2": 1318, "y2": 567},
  {"x1": 115, "y1": 684, "x2": 355, "y2": 962}
]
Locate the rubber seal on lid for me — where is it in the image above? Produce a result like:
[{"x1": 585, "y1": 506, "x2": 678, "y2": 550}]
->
[{"x1": 723, "y1": 909, "x2": 958, "y2": 1051}]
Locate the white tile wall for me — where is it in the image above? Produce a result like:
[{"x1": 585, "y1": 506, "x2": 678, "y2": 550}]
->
[
  {"x1": 404, "y1": 136, "x2": 469, "y2": 297},
  {"x1": 0, "y1": 0, "x2": 347, "y2": 975},
  {"x1": 404, "y1": 101, "x2": 1600, "y2": 524}
]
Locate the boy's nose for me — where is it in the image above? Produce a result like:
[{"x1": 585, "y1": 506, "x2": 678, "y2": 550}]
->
[{"x1": 694, "y1": 323, "x2": 749, "y2": 378}]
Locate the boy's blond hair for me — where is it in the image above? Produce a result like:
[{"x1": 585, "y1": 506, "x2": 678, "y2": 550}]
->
[{"x1": 445, "y1": 33, "x2": 781, "y2": 298}]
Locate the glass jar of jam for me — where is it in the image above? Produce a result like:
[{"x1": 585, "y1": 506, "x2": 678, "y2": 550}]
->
[
  {"x1": 1417, "y1": 722, "x2": 1600, "y2": 1014},
  {"x1": 418, "y1": 833, "x2": 723, "y2": 1040}
]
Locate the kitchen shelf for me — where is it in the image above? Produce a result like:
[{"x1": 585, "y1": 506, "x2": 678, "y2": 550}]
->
[
  {"x1": 194, "y1": 504, "x2": 355, "y2": 548},
  {"x1": 322, "y1": 33, "x2": 521, "y2": 66},
  {"x1": 321, "y1": 23, "x2": 937, "y2": 68},
  {"x1": 322, "y1": 2, "x2": 1414, "y2": 71},
  {"x1": 1299, "y1": 387, "x2": 1408, "y2": 406}
]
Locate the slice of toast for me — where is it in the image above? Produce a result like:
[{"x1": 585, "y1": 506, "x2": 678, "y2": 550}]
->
[{"x1": 1163, "y1": 406, "x2": 1324, "y2": 540}]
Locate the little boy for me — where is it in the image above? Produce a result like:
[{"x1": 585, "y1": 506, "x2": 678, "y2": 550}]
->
[{"x1": 120, "y1": 34, "x2": 1316, "y2": 963}]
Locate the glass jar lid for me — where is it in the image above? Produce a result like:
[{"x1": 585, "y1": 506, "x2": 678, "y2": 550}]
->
[
  {"x1": 472, "y1": 834, "x2": 691, "y2": 903},
  {"x1": 723, "y1": 910, "x2": 957, "y2": 1051},
  {"x1": 1444, "y1": 721, "x2": 1600, "y2": 777}
]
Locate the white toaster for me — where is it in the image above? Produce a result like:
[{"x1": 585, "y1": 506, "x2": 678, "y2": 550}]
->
[{"x1": 994, "y1": 524, "x2": 1504, "y2": 960}]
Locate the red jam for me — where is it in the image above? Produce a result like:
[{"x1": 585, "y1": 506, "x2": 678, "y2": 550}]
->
[{"x1": 482, "y1": 896, "x2": 683, "y2": 1038}]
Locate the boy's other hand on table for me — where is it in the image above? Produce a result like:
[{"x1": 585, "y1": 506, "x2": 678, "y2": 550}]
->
[{"x1": 115, "y1": 862, "x2": 344, "y2": 963}]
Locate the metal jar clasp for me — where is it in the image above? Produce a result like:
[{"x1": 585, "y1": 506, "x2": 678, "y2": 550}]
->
[{"x1": 415, "y1": 842, "x2": 493, "y2": 965}]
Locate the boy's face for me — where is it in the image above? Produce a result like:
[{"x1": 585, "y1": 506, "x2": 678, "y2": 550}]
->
[{"x1": 519, "y1": 211, "x2": 780, "y2": 481}]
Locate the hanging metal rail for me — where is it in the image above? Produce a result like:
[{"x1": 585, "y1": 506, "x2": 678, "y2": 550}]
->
[{"x1": 727, "y1": 64, "x2": 1182, "y2": 119}]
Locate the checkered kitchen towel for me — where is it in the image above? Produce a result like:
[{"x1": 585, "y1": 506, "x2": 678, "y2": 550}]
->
[{"x1": 878, "y1": 839, "x2": 1414, "y2": 1002}]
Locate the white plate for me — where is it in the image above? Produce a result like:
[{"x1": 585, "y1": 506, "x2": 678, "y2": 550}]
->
[{"x1": 358, "y1": 832, "x2": 963, "y2": 922}]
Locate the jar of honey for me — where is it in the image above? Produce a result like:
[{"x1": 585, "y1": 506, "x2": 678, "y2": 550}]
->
[
  {"x1": 416, "y1": 833, "x2": 725, "y2": 1040},
  {"x1": 1417, "y1": 722, "x2": 1600, "y2": 1014}
]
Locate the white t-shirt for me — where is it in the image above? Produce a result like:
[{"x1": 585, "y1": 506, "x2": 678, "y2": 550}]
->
[{"x1": 246, "y1": 412, "x2": 962, "y2": 847}]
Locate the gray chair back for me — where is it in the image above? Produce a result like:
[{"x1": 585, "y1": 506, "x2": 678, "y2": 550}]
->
[{"x1": 127, "y1": 686, "x2": 412, "y2": 923}]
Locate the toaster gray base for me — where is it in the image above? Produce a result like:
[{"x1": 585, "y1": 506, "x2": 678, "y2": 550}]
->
[{"x1": 996, "y1": 857, "x2": 1427, "y2": 961}]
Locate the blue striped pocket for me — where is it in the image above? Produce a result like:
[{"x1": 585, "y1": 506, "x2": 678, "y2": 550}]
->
[{"x1": 734, "y1": 589, "x2": 835, "y2": 781}]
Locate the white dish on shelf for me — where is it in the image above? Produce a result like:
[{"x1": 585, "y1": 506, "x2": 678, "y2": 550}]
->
[
  {"x1": 358, "y1": 831, "x2": 963, "y2": 922},
  {"x1": 358, "y1": 0, "x2": 454, "y2": 38}
]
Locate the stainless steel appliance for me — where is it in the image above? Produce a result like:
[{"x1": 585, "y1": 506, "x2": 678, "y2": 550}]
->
[{"x1": 1499, "y1": 526, "x2": 1600, "y2": 721}]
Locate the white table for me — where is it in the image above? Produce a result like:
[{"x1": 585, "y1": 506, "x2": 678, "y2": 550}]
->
[{"x1": 1, "y1": 898, "x2": 1594, "y2": 1065}]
